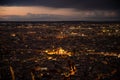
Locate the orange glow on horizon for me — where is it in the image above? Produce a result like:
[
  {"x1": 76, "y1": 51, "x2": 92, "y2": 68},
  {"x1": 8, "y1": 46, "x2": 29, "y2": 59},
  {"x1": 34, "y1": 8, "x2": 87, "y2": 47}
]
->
[
  {"x1": 0, "y1": 6, "x2": 79, "y2": 16},
  {"x1": 0, "y1": 6, "x2": 117, "y2": 20}
]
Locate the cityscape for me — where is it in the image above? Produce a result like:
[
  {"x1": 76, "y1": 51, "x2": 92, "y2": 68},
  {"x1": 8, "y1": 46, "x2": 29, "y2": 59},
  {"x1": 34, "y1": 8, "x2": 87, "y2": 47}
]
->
[{"x1": 0, "y1": 21, "x2": 120, "y2": 80}]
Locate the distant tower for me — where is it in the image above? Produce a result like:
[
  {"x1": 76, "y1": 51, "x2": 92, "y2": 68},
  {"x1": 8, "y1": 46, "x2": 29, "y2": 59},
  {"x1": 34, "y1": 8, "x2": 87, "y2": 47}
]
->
[
  {"x1": 31, "y1": 72, "x2": 35, "y2": 80},
  {"x1": 9, "y1": 66, "x2": 15, "y2": 80}
]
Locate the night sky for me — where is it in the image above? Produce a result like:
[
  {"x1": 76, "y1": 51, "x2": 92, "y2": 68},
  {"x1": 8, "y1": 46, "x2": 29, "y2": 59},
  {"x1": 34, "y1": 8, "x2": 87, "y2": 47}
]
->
[{"x1": 0, "y1": 0, "x2": 120, "y2": 21}]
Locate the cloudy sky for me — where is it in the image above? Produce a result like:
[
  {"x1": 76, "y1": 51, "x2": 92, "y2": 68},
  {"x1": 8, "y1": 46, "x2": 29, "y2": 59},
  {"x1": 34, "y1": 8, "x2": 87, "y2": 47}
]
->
[{"x1": 0, "y1": 0, "x2": 120, "y2": 21}]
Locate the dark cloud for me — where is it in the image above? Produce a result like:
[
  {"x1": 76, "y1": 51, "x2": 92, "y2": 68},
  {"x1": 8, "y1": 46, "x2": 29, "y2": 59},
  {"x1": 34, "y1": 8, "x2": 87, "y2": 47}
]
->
[
  {"x1": 0, "y1": 0, "x2": 120, "y2": 10},
  {"x1": 0, "y1": 0, "x2": 120, "y2": 21}
]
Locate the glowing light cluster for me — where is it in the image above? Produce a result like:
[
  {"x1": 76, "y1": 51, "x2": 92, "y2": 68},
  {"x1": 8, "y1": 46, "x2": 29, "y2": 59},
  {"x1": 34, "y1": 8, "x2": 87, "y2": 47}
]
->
[{"x1": 44, "y1": 47, "x2": 72, "y2": 56}]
